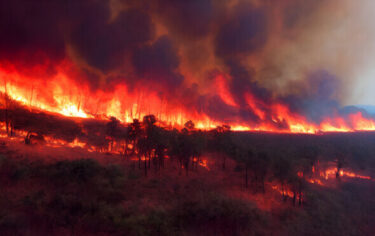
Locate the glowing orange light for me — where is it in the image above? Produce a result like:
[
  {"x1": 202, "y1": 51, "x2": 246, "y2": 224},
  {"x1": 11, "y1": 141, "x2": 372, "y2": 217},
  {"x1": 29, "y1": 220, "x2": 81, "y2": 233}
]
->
[{"x1": 2, "y1": 64, "x2": 375, "y2": 133}]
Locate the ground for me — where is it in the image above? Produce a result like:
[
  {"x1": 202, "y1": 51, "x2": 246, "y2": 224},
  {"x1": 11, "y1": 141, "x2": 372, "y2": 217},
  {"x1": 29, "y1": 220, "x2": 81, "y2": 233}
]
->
[{"x1": 0, "y1": 137, "x2": 374, "y2": 235}]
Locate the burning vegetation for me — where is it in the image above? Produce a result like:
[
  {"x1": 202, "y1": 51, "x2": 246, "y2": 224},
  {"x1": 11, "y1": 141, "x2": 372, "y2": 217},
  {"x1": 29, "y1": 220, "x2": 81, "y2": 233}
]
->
[
  {"x1": 0, "y1": 91, "x2": 375, "y2": 235},
  {"x1": 1, "y1": 0, "x2": 375, "y2": 134},
  {"x1": 2, "y1": 69, "x2": 375, "y2": 133},
  {"x1": 0, "y1": 116, "x2": 374, "y2": 235},
  {"x1": 1, "y1": 0, "x2": 375, "y2": 235}
]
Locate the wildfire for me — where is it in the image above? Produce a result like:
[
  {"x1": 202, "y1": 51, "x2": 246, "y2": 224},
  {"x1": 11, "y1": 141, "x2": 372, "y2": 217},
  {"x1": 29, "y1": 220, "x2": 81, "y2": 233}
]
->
[
  {"x1": 271, "y1": 185, "x2": 295, "y2": 198},
  {"x1": 2, "y1": 65, "x2": 375, "y2": 133},
  {"x1": 193, "y1": 157, "x2": 210, "y2": 170},
  {"x1": 302, "y1": 166, "x2": 372, "y2": 187},
  {"x1": 272, "y1": 166, "x2": 372, "y2": 201},
  {"x1": 320, "y1": 167, "x2": 371, "y2": 180}
]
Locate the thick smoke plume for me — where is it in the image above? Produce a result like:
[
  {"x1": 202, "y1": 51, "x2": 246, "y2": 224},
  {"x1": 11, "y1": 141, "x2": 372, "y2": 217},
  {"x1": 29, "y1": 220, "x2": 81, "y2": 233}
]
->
[{"x1": 0, "y1": 0, "x2": 374, "y2": 130}]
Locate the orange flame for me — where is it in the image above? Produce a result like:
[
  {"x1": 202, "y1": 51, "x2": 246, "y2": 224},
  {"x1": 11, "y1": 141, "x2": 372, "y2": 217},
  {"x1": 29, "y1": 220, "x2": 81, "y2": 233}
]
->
[
  {"x1": 320, "y1": 167, "x2": 371, "y2": 180},
  {"x1": 2, "y1": 64, "x2": 375, "y2": 133}
]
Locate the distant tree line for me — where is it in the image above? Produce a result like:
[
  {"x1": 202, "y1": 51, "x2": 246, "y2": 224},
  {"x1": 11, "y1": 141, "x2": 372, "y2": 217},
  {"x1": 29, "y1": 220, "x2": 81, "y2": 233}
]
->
[{"x1": 1, "y1": 100, "x2": 375, "y2": 206}]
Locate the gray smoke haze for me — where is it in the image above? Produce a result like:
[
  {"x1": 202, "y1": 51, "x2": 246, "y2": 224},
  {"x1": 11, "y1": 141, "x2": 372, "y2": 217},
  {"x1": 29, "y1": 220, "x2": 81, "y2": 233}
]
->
[{"x1": 0, "y1": 0, "x2": 374, "y2": 127}]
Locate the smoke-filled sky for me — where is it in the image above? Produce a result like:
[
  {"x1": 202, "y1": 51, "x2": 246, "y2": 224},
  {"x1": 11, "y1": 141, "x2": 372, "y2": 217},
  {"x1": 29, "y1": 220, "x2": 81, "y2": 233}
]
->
[{"x1": 1, "y1": 0, "x2": 375, "y2": 127}]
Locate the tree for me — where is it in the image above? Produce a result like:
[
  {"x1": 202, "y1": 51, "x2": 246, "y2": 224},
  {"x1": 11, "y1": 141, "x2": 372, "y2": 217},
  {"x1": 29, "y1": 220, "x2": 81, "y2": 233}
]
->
[
  {"x1": 252, "y1": 152, "x2": 269, "y2": 193},
  {"x1": 152, "y1": 127, "x2": 169, "y2": 172},
  {"x1": 182, "y1": 121, "x2": 207, "y2": 171},
  {"x1": 190, "y1": 129, "x2": 206, "y2": 170},
  {"x1": 2, "y1": 93, "x2": 15, "y2": 137},
  {"x1": 213, "y1": 125, "x2": 232, "y2": 170},
  {"x1": 244, "y1": 148, "x2": 254, "y2": 189},
  {"x1": 272, "y1": 156, "x2": 292, "y2": 201},
  {"x1": 143, "y1": 115, "x2": 157, "y2": 169},
  {"x1": 289, "y1": 155, "x2": 311, "y2": 206},
  {"x1": 106, "y1": 117, "x2": 121, "y2": 152},
  {"x1": 229, "y1": 145, "x2": 253, "y2": 189},
  {"x1": 168, "y1": 128, "x2": 194, "y2": 176},
  {"x1": 137, "y1": 137, "x2": 150, "y2": 176},
  {"x1": 128, "y1": 119, "x2": 143, "y2": 168},
  {"x1": 329, "y1": 137, "x2": 348, "y2": 179},
  {"x1": 300, "y1": 146, "x2": 319, "y2": 178}
]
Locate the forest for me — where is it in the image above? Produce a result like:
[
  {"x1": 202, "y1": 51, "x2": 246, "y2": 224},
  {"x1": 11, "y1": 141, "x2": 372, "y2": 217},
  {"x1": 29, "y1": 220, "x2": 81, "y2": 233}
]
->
[
  {"x1": 0, "y1": 102, "x2": 374, "y2": 235},
  {"x1": 1, "y1": 0, "x2": 375, "y2": 235}
]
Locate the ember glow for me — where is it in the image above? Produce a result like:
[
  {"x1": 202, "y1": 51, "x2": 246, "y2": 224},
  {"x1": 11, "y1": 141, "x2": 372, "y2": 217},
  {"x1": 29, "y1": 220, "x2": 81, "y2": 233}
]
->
[
  {"x1": 272, "y1": 165, "x2": 372, "y2": 199},
  {"x1": 320, "y1": 167, "x2": 372, "y2": 181},
  {"x1": 1, "y1": 0, "x2": 375, "y2": 133},
  {"x1": 2, "y1": 66, "x2": 375, "y2": 133},
  {"x1": 304, "y1": 165, "x2": 372, "y2": 187}
]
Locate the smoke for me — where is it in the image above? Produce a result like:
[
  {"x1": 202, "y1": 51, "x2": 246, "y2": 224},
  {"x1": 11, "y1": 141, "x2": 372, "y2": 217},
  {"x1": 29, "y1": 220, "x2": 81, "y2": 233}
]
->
[
  {"x1": 71, "y1": 7, "x2": 154, "y2": 72},
  {"x1": 282, "y1": 71, "x2": 341, "y2": 123},
  {"x1": 0, "y1": 0, "x2": 374, "y2": 127},
  {"x1": 132, "y1": 36, "x2": 184, "y2": 90}
]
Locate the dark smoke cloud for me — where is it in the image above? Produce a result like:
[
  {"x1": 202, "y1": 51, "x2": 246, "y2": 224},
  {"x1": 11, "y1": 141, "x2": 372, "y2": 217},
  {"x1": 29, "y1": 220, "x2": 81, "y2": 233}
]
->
[
  {"x1": 0, "y1": 0, "x2": 115, "y2": 61},
  {"x1": 155, "y1": 0, "x2": 214, "y2": 40},
  {"x1": 0, "y1": 0, "x2": 370, "y2": 127},
  {"x1": 227, "y1": 61, "x2": 270, "y2": 105},
  {"x1": 282, "y1": 70, "x2": 341, "y2": 123},
  {"x1": 215, "y1": 4, "x2": 268, "y2": 60},
  {"x1": 0, "y1": 1, "x2": 65, "y2": 59},
  {"x1": 72, "y1": 8, "x2": 154, "y2": 71},
  {"x1": 132, "y1": 36, "x2": 184, "y2": 89},
  {"x1": 213, "y1": 3, "x2": 271, "y2": 121}
]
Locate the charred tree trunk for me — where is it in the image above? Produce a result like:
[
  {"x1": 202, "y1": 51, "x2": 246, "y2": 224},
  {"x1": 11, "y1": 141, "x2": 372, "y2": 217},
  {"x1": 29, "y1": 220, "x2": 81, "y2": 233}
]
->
[
  {"x1": 192, "y1": 157, "x2": 196, "y2": 170},
  {"x1": 282, "y1": 183, "x2": 287, "y2": 202},
  {"x1": 138, "y1": 153, "x2": 141, "y2": 169},
  {"x1": 144, "y1": 155, "x2": 148, "y2": 177},
  {"x1": 148, "y1": 152, "x2": 151, "y2": 169},
  {"x1": 245, "y1": 165, "x2": 248, "y2": 188},
  {"x1": 298, "y1": 182, "x2": 302, "y2": 206},
  {"x1": 5, "y1": 103, "x2": 9, "y2": 136},
  {"x1": 5, "y1": 112, "x2": 9, "y2": 135},
  {"x1": 336, "y1": 159, "x2": 343, "y2": 179},
  {"x1": 153, "y1": 154, "x2": 158, "y2": 173},
  {"x1": 197, "y1": 156, "x2": 200, "y2": 170},
  {"x1": 261, "y1": 177, "x2": 265, "y2": 194},
  {"x1": 179, "y1": 159, "x2": 182, "y2": 176},
  {"x1": 253, "y1": 173, "x2": 258, "y2": 192},
  {"x1": 336, "y1": 167, "x2": 341, "y2": 179},
  {"x1": 125, "y1": 140, "x2": 130, "y2": 158},
  {"x1": 185, "y1": 161, "x2": 189, "y2": 177},
  {"x1": 222, "y1": 154, "x2": 226, "y2": 170},
  {"x1": 159, "y1": 155, "x2": 163, "y2": 170},
  {"x1": 132, "y1": 140, "x2": 136, "y2": 155},
  {"x1": 9, "y1": 118, "x2": 13, "y2": 137},
  {"x1": 25, "y1": 131, "x2": 31, "y2": 145}
]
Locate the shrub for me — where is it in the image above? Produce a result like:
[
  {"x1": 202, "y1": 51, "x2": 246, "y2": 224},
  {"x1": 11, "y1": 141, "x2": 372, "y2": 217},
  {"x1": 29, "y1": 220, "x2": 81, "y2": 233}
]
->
[{"x1": 173, "y1": 192, "x2": 268, "y2": 235}]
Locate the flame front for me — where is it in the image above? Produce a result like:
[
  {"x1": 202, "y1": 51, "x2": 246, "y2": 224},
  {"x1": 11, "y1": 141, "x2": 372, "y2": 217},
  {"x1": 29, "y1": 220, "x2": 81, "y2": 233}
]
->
[{"x1": 2, "y1": 64, "x2": 375, "y2": 133}]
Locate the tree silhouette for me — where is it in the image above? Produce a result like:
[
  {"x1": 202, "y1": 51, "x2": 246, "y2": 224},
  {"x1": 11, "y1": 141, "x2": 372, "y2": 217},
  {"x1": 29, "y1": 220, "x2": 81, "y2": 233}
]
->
[
  {"x1": 253, "y1": 152, "x2": 269, "y2": 193},
  {"x1": 143, "y1": 115, "x2": 157, "y2": 169},
  {"x1": 128, "y1": 119, "x2": 143, "y2": 167},
  {"x1": 272, "y1": 156, "x2": 292, "y2": 201},
  {"x1": 213, "y1": 125, "x2": 232, "y2": 170},
  {"x1": 106, "y1": 117, "x2": 121, "y2": 152}
]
